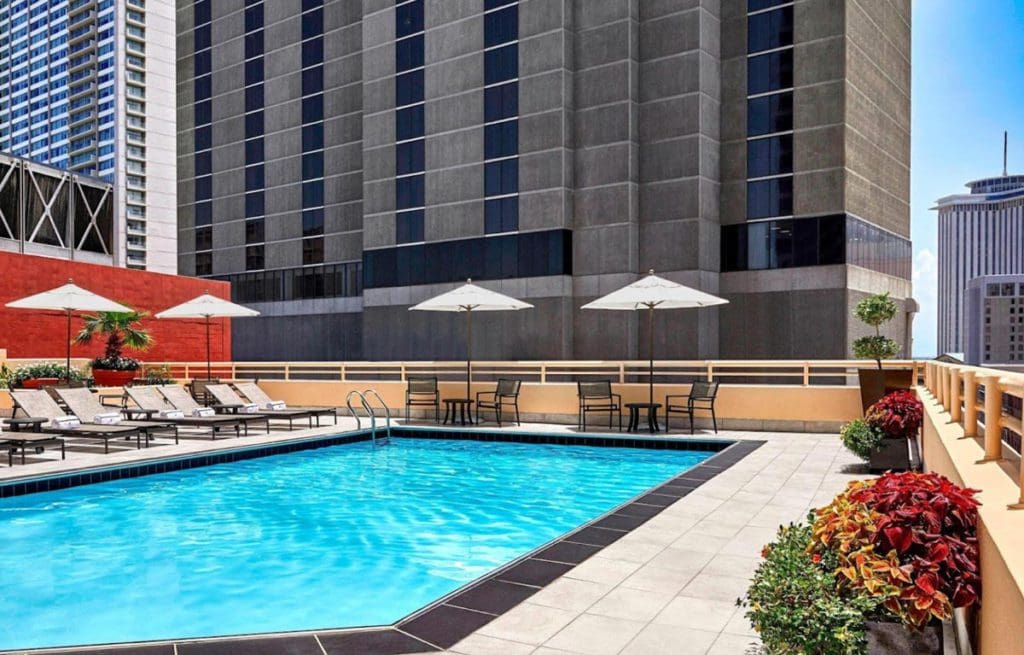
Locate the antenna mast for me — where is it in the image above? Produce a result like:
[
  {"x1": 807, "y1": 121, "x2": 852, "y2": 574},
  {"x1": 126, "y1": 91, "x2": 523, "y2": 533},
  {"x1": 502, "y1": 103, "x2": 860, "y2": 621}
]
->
[{"x1": 1004, "y1": 131, "x2": 1009, "y2": 177}]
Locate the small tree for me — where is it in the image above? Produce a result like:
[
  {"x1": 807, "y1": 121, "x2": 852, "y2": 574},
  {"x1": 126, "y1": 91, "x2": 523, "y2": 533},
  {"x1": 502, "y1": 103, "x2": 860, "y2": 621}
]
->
[
  {"x1": 852, "y1": 293, "x2": 900, "y2": 370},
  {"x1": 74, "y1": 310, "x2": 154, "y2": 371}
]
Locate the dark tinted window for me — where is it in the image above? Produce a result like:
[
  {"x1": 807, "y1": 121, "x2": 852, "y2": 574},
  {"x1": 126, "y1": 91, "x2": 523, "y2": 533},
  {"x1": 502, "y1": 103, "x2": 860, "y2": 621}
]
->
[
  {"x1": 193, "y1": 50, "x2": 211, "y2": 75},
  {"x1": 194, "y1": 75, "x2": 211, "y2": 100},
  {"x1": 246, "y1": 245, "x2": 265, "y2": 271},
  {"x1": 302, "y1": 0, "x2": 323, "y2": 10},
  {"x1": 484, "y1": 82, "x2": 518, "y2": 122},
  {"x1": 303, "y1": 237, "x2": 325, "y2": 265},
  {"x1": 194, "y1": 125, "x2": 212, "y2": 150},
  {"x1": 748, "y1": 0, "x2": 791, "y2": 12},
  {"x1": 396, "y1": 70, "x2": 424, "y2": 107},
  {"x1": 747, "y1": 176, "x2": 793, "y2": 219},
  {"x1": 245, "y1": 191, "x2": 264, "y2": 217},
  {"x1": 747, "y1": 135, "x2": 792, "y2": 178},
  {"x1": 396, "y1": 105, "x2": 425, "y2": 140},
  {"x1": 194, "y1": 175, "x2": 212, "y2": 200},
  {"x1": 485, "y1": 0, "x2": 514, "y2": 9},
  {"x1": 302, "y1": 151, "x2": 324, "y2": 180},
  {"x1": 396, "y1": 174, "x2": 425, "y2": 209},
  {"x1": 194, "y1": 150, "x2": 211, "y2": 175},
  {"x1": 301, "y1": 96, "x2": 323, "y2": 123},
  {"x1": 396, "y1": 209, "x2": 425, "y2": 244},
  {"x1": 302, "y1": 65, "x2": 323, "y2": 94},
  {"x1": 396, "y1": 0, "x2": 424, "y2": 38},
  {"x1": 302, "y1": 37, "x2": 323, "y2": 67},
  {"x1": 747, "y1": 6, "x2": 793, "y2": 53},
  {"x1": 484, "y1": 6, "x2": 517, "y2": 47},
  {"x1": 195, "y1": 201, "x2": 212, "y2": 226},
  {"x1": 302, "y1": 123, "x2": 323, "y2": 151},
  {"x1": 245, "y1": 59, "x2": 264, "y2": 85},
  {"x1": 485, "y1": 121, "x2": 518, "y2": 158},
  {"x1": 301, "y1": 8, "x2": 322, "y2": 38},
  {"x1": 195, "y1": 252, "x2": 212, "y2": 276},
  {"x1": 484, "y1": 159, "x2": 518, "y2": 196},
  {"x1": 245, "y1": 84, "x2": 263, "y2": 112},
  {"x1": 194, "y1": 0, "x2": 211, "y2": 25},
  {"x1": 303, "y1": 208, "x2": 325, "y2": 236},
  {"x1": 396, "y1": 139, "x2": 425, "y2": 176},
  {"x1": 245, "y1": 218, "x2": 264, "y2": 244},
  {"x1": 485, "y1": 197, "x2": 518, "y2": 234},
  {"x1": 748, "y1": 49, "x2": 793, "y2": 95},
  {"x1": 245, "y1": 111, "x2": 263, "y2": 137},
  {"x1": 244, "y1": 31, "x2": 263, "y2": 59},
  {"x1": 193, "y1": 25, "x2": 211, "y2": 51},
  {"x1": 193, "y1": 99, "x2": 211, "y2": 125},
  {"x1": 396, "y1": 34, "x2": 424, "y2": 71},
  {"x1": 194, "y1": 226, "x2": 212, "y2": 251},
  {"x1": 721, "y1": 215, "x2": 847, "y2": 272},
  {"x1": 747, "y1": 93, "x2": 792, "y2": 136},
  {"x1": 244, "y1": 5, "x2": 262, "y2": 31},
  {"x1": 245, "y1": 165, "x2": 264, "y2": 191},
  {"x1": 302, "y1": 179, "x2": 324, "y2": 207},
  {"x1": 485, "y1": 44, "x2": 517, "y2": 84}
]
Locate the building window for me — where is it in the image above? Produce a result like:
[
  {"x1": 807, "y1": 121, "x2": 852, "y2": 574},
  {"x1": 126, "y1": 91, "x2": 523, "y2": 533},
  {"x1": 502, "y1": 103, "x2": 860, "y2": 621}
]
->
[
  {"x1": 396, "y1": 210, "x2": 425, "y2": 244},
  {"x1": 195, "y1": 226, "x2": 212, "y2": 251},
  {"x1": 195, "y1": 251, "x2": 213, "y2": 276},
  {"x1": 246, "y1": 244, "x2": 265, "y2": 270},
  {"x1": 747, "y1": 6, "x2": 793, "y2": 53},
  {"x1": 483, "y1": 1, "x2": 519, "y2": 234},
  {"x1": 747, "y1": 177, "x2": 793, "y2": 219},
  {"x1": 395, "y1": 2, "x2": 426, "y2": 245},
  {"x1": 747, "y1": 50, "x2": 793, "y2": 95},
  {"x1": 747, "y1": 93, "x2": 792, "y2": 136},
  {"x1": 303, "y1": 237, "x2": 324, "y2": 265},
  {"x1": 245, "y1": 219, "x2": 264, "y2": 244},
  {"x1": 747, "y1": 135, "x2": 793, "y2": 178}
]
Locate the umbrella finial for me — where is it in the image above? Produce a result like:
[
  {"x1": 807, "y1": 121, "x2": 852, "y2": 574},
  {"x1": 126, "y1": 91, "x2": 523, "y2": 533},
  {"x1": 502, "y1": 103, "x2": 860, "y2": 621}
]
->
[
  {"x1": 648, "y1": 269, "x2": 655, "y2": 275},
  {"x1": 467, "y1": 278, "x2": 472, "y2": 284}
]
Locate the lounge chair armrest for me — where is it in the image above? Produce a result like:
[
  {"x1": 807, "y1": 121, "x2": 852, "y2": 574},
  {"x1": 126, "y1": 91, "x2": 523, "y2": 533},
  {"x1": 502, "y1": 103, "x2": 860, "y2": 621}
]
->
[
  {"x1": 664, "y1": 395, "x2": 687, "y2": 402},
  {"x1": 611, "y1": 393, "x2": 622, "y2": 403},
  {"x1": 476, "y1": 391, "x2": 496, "y2": 401}
]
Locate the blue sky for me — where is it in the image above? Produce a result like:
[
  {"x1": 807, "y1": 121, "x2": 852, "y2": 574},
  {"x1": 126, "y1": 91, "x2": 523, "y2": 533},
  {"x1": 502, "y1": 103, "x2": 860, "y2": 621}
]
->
[{"x1": 911, "y1": 0, "x2": 1024, "y2": 355}]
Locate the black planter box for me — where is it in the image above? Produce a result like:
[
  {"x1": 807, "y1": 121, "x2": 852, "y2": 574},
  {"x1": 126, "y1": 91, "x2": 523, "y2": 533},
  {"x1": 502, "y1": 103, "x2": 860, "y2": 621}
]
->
[
  {"x1": 858, "y1": 368, "x2": 915, "y2": 412},
  {"x1": 868, "y1": 438, "x2": 910, "y2": 473},
  {"x1": 867, "y1": 620, "x2": 942, "y2": 655}
]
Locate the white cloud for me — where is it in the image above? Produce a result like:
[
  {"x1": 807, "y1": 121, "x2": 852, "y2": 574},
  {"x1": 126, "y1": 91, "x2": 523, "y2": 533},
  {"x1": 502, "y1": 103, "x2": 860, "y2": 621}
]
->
[{"x1": 912, "y1": 248, "x2": 938, "y2": 356}]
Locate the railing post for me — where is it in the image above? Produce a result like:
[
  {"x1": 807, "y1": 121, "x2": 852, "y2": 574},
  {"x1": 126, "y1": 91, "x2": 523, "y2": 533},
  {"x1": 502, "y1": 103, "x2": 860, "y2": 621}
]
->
[
  {"x1": 400, "y1": 363, "x2": 406, "y2": 382},
  {"x1": 981, "y1": 375, "x2": 1003, "y2": 462},
  {"x1": 706, "y1": 363, "x2": 714, "y2": 382},
  {"x1": 963, "y1": 370, "x2": 978, "y2": 438},
  {"x1": 184, "y1": 363, "x2": 190, "y2": 380},
  {"x1": 802, "y1": 362, "x2": 810, "y2": 387},
  {"x1": 619, "y1": 362, "x2": 625, "y2": 384},
  {"x1": 946, "y1": 366, "x2": 954, "y2": 421},
  {"x1": 923, "y1": 362, "x2": 931, "y2": 392},
  {"x1": 231, "y1": 362, "x2": 237, "y2": 380},
  {"x1": 939, "y1": 366, "x2": 949, "y2": 409},
  {"x1": 284, "y1": 364, "x2": 291, "y2": 381},
  {"x1": 339, "y1": 364, "x2": 346, "y2": 381},
  {"x1": 540, "y1": 363, "x2": 546, "y2": 384}
]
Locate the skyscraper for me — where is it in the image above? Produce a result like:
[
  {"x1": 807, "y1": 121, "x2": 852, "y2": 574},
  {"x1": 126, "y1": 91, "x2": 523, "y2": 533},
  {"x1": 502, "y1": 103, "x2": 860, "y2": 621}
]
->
[
  {"x1": 0, "y1": 0, "x2": 177, "y2": 272},
  {"x1": 935, "y1": 173, "x2": 1024, "y2": 355},
  {"x1": 177, "y1": 0, "x2": 913, "y2": 361}
]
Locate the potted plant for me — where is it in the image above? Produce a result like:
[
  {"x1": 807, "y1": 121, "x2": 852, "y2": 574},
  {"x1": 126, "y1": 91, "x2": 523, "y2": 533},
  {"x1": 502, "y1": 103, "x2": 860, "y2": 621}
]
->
[
  {"x1": 864, "y1": 390, "x2": 923, "y2": 472},
  {"x1": 139, "y1": 364, "x2": 174, "y2": 385},
  {"x1": 74, "y1": 309, "x2": 154, "y2": 387},
  {"x1": 11, "y1": 362, "x2": 85, "y2": 389},
  {"x1": 852, "y1": 293, "x2": 912, "y2": 411},
  {"x1": 840, "y1": 417, "x2": 885, "y2": 462}
]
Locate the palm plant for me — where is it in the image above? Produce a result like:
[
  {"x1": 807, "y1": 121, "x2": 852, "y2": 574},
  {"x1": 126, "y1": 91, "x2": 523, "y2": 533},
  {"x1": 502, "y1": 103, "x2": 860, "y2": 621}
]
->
[{"x1": 74, "y1": 310, "x2": 154, "y2": 371}]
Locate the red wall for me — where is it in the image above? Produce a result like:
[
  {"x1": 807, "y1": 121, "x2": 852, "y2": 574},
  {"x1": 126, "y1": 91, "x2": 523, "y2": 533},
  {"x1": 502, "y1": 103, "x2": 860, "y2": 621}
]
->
[{"x1": 0, "y1": 251, "x2": 231, "y2": 362}]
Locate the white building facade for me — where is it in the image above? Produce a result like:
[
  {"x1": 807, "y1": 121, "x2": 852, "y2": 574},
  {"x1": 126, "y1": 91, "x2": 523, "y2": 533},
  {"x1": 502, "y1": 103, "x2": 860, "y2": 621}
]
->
[
  {"x1": 0, "y1": 0, "x2": 176, "y2": 272},
  {"x1": 935, "y1": 174, "x2": 1024, "y2": 354}
]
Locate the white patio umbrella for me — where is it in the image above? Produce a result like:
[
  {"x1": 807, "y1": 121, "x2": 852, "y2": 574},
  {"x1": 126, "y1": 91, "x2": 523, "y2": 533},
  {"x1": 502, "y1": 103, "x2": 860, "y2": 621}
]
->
[
  {"x1": 5, "y1": 280, "x2": 133, "y2": 381},
  {"x1": 410, "y1": 279, "x2": 533, "y2": 400},
  {"x1": 582, "y1": 271, "x2": 728, "y2": 406},
  {"x1": 156, "y1": 293, "x2": 259, "y2": 380}
]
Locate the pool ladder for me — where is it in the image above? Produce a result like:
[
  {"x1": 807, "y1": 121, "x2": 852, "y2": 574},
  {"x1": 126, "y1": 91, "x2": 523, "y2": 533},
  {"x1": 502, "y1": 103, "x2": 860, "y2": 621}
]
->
[{"x1": 345, "y1": 389, "x2": 392, "y2": 446}]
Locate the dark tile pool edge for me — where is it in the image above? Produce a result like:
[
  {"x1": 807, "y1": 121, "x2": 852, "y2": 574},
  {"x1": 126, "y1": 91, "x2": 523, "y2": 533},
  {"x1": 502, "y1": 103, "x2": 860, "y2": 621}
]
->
[{"x1": 2, "y1": 438, "x2": 765, "y2": 655}]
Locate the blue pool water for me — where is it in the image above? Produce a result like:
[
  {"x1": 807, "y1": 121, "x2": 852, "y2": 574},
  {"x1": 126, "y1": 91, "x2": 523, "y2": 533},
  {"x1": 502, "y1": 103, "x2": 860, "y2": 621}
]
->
[{"x1": 0, "y1": 437, "x2": 712, "y2": 649}]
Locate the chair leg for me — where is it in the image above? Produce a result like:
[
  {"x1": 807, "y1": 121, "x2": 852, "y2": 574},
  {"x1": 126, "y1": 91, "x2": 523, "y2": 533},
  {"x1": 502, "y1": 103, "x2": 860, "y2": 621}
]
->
[
  {"x1": 689, "y1": 412, "x2": 694, "y2": 435},
  {"x1": 711, "y1": 408, "x2": 718, "y2": 433},
  {"x1": 608, "y1": 409, "x2": 612, "y2": 429},
  {"x1": 515, "y1": 402, "x2": 520, "y2": 426}
]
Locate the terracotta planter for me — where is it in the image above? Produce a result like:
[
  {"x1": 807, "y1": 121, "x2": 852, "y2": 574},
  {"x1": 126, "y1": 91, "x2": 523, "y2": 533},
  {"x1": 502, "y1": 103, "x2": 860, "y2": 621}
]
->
[
  {"x1": 867, "y1": 620, "x2": 942, "y2": 654},
  {"x1": 858, "y1": 368, "x2": 915, "y2": 412},
  {"x1": 92, "y1": 368, "x2": 138, "y2": 388},
  {"x1": 21, "y1": 377, "x2": 60, "y2": 390},
  {"x1": 868, "y1": 437, "x2": 911, "y2": 473}
]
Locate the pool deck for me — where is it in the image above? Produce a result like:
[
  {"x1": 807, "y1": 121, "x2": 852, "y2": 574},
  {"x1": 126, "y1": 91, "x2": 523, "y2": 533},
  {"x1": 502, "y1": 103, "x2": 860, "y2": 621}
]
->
[{"x1": 0, "y1": 417, "x2": 865, "y2": 655}]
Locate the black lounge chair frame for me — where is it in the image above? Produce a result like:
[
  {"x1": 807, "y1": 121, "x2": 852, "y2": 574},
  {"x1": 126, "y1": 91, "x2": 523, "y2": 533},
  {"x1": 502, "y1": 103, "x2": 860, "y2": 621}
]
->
[
  {"x1": 666, "y1": 380, "x2": 720, "y2": 434},
  {"x1": 476, "y1": 378, "x2": 522, "y2": 426},
  {"x1": 577, "y1": 381, "x2": 622, "y2": 431},
  {"x1": 406, "y1": 376, "x2": 440, "y2": 422}
]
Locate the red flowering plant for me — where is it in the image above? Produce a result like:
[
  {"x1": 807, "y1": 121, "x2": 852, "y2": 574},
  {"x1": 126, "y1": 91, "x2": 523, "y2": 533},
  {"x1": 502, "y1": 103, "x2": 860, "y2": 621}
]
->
[
  {"x1": 810, "y1": 472, "x2": 981, "y2": 629},
  {"x1": 866, "y1": 390, "x2": 924, "y2": 439}
]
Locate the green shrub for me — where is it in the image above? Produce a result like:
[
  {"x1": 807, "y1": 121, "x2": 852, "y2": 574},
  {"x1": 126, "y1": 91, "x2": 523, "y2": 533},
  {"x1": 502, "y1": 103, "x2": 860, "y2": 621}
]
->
[
  {"x1": 740, "y1": 523, "x2": 877, "y2": 655},
  {"x1": 139, "y1": 364, "x2": 174, "y2": 385},
  {"x1": 11, "y1": 362, "x2": 85, "y2": 387},
  {"x1": 840, "y1": 419, "x2": 885, "y2": 460},
  {"x1": 852, "y1": 294, "x2": 901, "y2": 369}
]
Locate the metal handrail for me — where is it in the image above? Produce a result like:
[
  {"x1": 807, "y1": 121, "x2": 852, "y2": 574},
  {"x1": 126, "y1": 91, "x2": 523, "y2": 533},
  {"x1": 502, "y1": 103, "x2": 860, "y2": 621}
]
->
[
  {"x1": 345, "y1": 390, "x2": 378, "y2": 445},
  {"x1": 362, "y1": 389, "x2": 392, "y2": 443}
]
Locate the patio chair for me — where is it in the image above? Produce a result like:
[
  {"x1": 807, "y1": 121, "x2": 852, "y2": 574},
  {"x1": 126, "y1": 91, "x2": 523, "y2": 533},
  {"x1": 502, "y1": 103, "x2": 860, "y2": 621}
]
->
[
  {"x1": 53, "y1": 386, "x2": 179, "y2": 444},
  {"x1": 10, "y1": 390, "x2": 146, "y2": 453},
  {"x1": 665, "y1": 381, "x2": 720, "y2": 434},
  {"x1": 158, "y1": 384, "x2": 270, "y2": 435},
  {"x1": 233, "y1": 381, "x2": 336, "y2": 425},
  {"x1": 123, "y1": 386, "x2": 243, "y2": 439},
  {"x1": 206, "y1": 384, "x2": 317, "y2": 430},
  {"x1": 405, "y1": 376, "x2": 440, "y2": 422},
  {"x1": 476, "y1": 378, "x2": 522, "y2": 426},
  {"x1": 189, "y1": 378, "x2": 220, "y2": 407},
  {"x1": 577, "y1": 381, "x2": 622, "y2": 431}
]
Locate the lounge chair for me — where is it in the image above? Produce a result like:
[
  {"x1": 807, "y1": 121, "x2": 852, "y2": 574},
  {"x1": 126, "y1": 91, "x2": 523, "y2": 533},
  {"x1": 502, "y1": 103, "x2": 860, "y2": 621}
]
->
[
  {"x1": 405, "y1": 376, "x2": 440, "y2": 422},
  {"x1": 53, "y1": 387, "x2": 179, "y2": 445},
  {"x1": 206, "y1": 384, "x2": 317, "y2": 430},
  {"x1": 476, "y1": 378, "x2": 522, "y2": 426},
  {"x1": 158, "y1": 384, "x2": 270, "y2": 435},
  {"x1": 0, "y1": 429, "x2": 65, "y2": 465},
  {"x1": 233, "y1": 381, "x2": 337, "y2": 425},
  {"x1": 10, "y1": 390, "x2": 146, "y2": 453},
  {"x1": 577, "y1": 381, "x2": 622, "y2": 431},
  {"x1": 666, "y1": 381, "x2": 720, "y2": 434},
  {"x1": 123, "y1": 386, "x2": 243, "y2": 439}
]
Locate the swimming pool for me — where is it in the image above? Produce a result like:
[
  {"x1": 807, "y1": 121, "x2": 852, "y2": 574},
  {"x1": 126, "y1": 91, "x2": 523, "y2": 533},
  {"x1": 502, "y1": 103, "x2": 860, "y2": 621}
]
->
[{"x1": 0, "y1": 436, "x2": 714, "y2": 650}]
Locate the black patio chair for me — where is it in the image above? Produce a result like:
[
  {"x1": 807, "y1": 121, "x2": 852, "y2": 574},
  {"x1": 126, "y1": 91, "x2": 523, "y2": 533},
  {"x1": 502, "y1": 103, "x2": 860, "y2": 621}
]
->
[
  {"x1": 406, "y1": 376, "x2": 440, "y2": 422},
  {"x1": 577, "y1": 380, "x2": 622, "y2": 431},
  {"x1": 666, "y1": 380, "x2": 720, "y2": 434},
  {"x1": 476, "y1": 378, "x2": 522, "y2": 426}
]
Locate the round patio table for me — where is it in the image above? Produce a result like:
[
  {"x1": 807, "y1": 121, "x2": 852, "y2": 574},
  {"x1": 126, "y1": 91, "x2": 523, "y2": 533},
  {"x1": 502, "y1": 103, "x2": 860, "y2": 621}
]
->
[
  {"x1": 442, "y1": 398, "x2": 474, "y2": 426},
  {"x1": 626, "y1": 402, "x2": 662, "y2": 433}
]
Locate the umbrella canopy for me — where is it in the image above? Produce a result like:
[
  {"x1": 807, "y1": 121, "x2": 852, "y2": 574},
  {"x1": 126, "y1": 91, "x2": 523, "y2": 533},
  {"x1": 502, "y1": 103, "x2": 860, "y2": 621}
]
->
[
  {"x1": 5, "y1": 280, "x2": 133, "y2": 380},
  {"x1": 156, "y1": 294, "x2": 259, "y2": 379},
  {"x1": 410, "y1": 280, "x2": 533, "y2": 401},
  {"x1": 582, "y1": 271, "x2": 728, "y2": 407}
]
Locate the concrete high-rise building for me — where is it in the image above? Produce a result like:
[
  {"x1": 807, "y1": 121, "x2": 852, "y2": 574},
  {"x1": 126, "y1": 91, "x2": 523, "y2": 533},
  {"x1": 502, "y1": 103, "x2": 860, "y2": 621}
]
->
[
  {"x1": 0, "y1": 0, "x2": 177, "y2": 272},
  {"x1": 964, "y1": 274, "x2": 1024, "y2": 366},
  {"x1": 177, "y1": 0, "x2": 913, "y2": 361},
  {"x1": 935, "y1": 173, "x2": 1024, "y2": 356}
]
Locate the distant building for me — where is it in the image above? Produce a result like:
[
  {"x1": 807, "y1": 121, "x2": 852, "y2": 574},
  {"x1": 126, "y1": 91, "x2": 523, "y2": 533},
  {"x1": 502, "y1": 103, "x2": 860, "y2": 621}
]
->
[
  {"x1": 964, "y1": 275, "x2": 1024, "y2": 366},
  {"x1": 935, "y1": 173, "x2": 1024, "y2": 355},
  {"x1": 178, "y1": 0, "x2": 913, "y2": 361},
  {"x1": 0, "y1": 0, "x2": 177, "y2": 272}
]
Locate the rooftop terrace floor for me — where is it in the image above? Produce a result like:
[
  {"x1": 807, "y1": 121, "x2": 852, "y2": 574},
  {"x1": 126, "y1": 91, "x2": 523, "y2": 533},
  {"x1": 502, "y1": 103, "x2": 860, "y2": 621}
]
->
[{"x1": 0, "y1": 418, "x2": 865, "y2": 655}]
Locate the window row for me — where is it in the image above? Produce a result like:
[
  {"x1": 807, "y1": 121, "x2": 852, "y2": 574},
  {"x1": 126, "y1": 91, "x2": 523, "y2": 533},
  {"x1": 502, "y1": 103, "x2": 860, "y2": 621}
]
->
[
  {"x1": 747, "y1": 134, "x2": 792, "y2": 179},
  {"x1": 225, "y1": 262, "x2": 363, "y2": 303},
  {"x1": 722, "y1": 214, "x2": 843, "y2": 272},
  {"x1": 396, "y1": 0, "x2": 423, "y2": 39}
]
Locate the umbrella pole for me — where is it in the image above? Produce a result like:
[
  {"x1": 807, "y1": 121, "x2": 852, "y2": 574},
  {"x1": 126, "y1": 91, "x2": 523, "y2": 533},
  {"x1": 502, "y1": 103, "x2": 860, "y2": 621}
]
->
[
  {"x1": 466, "y1": 309, "x2": 472, "y2": 401},
  {"x1": 648, "y1": 304, "x2": 654, "y2": 406},
  {"x1": 206, "y1": 315, "x2": 212, "y2": 381},
  {"x1": 66, "y1": 308, "x2": 72, "y2": 382}
]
